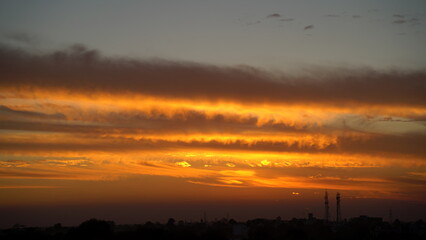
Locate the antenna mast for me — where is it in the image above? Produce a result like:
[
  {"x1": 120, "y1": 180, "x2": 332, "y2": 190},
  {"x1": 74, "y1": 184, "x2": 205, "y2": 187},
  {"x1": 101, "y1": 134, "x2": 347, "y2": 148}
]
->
[{"x1": 336, "y1": 192, "x2": 341, "y2": 223}]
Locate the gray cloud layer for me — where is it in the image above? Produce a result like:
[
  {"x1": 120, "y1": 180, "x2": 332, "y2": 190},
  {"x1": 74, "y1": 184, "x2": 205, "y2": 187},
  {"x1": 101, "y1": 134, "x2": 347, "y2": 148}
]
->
[
  {"x1": 0, "y1": 44, "x2": 425, "y2": 108},
  {"x1": 1, "y1": 133, "x2": 425, "y2": 158}
]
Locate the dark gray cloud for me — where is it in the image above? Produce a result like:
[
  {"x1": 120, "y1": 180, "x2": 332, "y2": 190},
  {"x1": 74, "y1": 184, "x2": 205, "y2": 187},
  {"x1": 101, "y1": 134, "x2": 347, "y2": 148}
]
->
[
  {"x1": 0, "y1": 44, "x2": 425, "y2": 108},
  {"x1": 0, "y1": 105, "x2": 65, "y2": 120},
  {"x1": 0, "y1": 110, "x2": 314, "y2": 136},
  {"x1": 267, "y1": 13, "x2": 281, "y2": 18},
  {"x1": 393, "y1": 19, "x2": 406, "y2": 24},
  {"x1": 280, "y1": 18, "x2": 294, "y2": 22},
  {"x1": 304, "y1": 25, "x2": 314, "y2": 30},
  {"x1": 337, "y1": 134, "x2": 426, "y2": 158},
  {"x1": 378, "y1": 116, "x2": 420, "y2": 122},
  {"x1": 392, "y1": 15, "x2": 420, "y2": 25},
  {"x1": 0, "y1": 138, "x2": 333, "y2": 154},
  {"x1": 1, "y1": 132, "x2": 425, "y2": 158}
]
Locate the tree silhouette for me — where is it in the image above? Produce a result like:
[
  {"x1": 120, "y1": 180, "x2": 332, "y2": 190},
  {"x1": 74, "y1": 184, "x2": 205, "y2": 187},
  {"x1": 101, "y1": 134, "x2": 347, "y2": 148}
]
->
[{"x1": 72, "y1": 218, "x2": 115, "y2": 239}]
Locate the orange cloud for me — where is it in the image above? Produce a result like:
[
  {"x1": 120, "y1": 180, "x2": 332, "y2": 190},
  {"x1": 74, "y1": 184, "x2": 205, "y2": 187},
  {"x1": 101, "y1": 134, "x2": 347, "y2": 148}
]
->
[{"x1": 1, "y1": 44, "x2": 425, "y2": 204}]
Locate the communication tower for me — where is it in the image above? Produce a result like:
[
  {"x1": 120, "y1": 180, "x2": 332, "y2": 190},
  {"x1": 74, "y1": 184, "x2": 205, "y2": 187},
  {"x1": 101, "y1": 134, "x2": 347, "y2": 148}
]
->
[
  {"x1": 324, "y1": 190, "x2": 330, "y2": 222},
  {"x1": 336, "y1": 192, "x2": 341, "y2": 223}
]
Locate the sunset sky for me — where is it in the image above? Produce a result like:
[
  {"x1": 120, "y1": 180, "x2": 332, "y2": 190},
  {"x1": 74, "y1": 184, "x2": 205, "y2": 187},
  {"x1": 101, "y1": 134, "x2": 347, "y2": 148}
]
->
[{"x1": 1, "y1": 0, "x2": 425, "y2": 227}]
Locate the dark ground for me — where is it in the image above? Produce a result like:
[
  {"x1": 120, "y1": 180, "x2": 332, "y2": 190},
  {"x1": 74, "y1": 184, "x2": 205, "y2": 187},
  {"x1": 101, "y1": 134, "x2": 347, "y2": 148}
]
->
[{"x1": 1, "y1": 216, "x2": 425, "y2": 240}]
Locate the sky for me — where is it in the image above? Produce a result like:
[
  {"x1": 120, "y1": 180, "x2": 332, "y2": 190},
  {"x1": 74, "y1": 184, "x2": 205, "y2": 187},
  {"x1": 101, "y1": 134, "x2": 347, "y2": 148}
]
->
[{"x1": 0, "y1": 0, "x2": 426, "y2": 227}]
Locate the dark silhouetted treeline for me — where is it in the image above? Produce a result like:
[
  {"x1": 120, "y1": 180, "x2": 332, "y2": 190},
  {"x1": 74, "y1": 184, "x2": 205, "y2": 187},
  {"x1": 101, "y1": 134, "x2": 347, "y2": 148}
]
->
[{"x1": 1, "y1": 216, "x2": 425, "y2": 240}]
